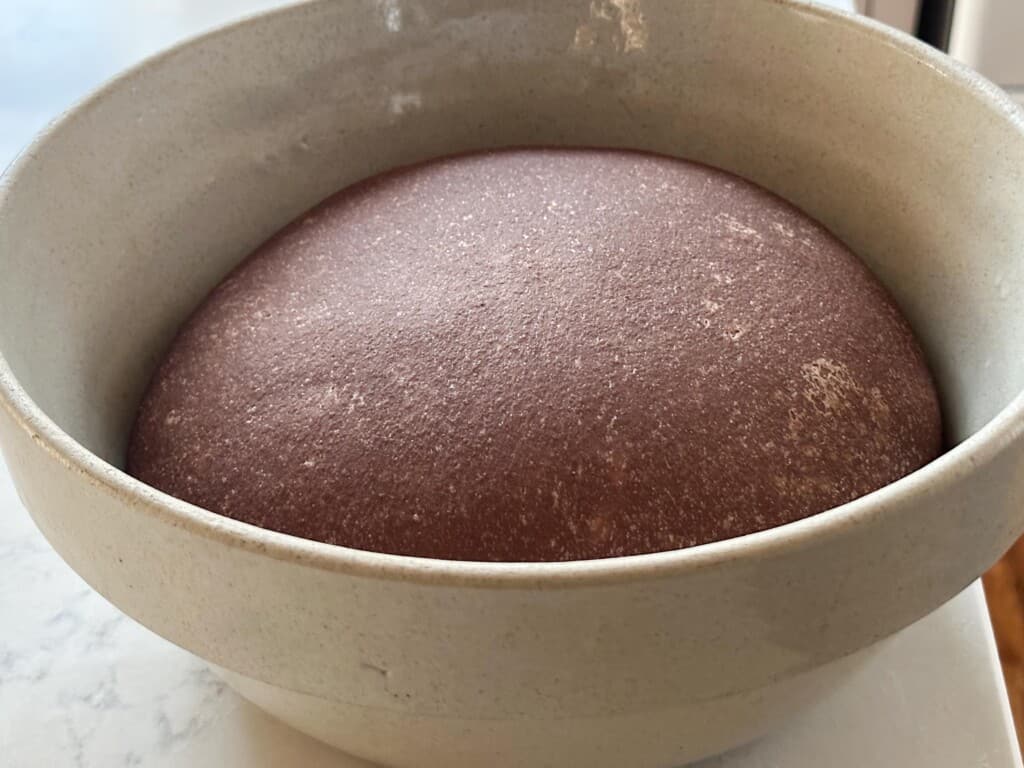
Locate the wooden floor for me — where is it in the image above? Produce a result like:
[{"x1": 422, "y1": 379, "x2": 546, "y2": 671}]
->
[{"x1": 984, "y1": 534, "x2": 1024, "y2": 753}]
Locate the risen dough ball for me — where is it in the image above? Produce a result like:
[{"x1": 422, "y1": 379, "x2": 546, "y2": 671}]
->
[{"x1": 128, "y1": 149, "x2": 942, "y2": 562}]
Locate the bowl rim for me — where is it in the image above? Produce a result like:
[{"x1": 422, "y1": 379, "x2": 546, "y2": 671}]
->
[{"x1": 2, "y1": 0, "x2": 1024, "y2": 588}]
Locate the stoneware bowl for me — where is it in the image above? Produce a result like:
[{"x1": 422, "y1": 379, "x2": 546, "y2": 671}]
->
[{"x1": 3, "y1": 1, "x2": 1024, "y2": 765}]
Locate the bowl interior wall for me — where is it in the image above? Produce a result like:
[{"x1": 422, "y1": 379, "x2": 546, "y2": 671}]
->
[{"x1": 2, "y1": 0, "x2": 1023, "y2": 467}]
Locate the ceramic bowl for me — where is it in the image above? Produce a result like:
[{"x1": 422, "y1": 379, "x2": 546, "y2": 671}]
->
[{"x1": 3, "y1": 1, "x2": 1024, "y2": 765}]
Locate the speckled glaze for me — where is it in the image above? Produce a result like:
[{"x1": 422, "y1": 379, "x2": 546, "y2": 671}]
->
[
  {"x1": 128, "y1": 148, "x2": 941, "y2": 562},
  {"x1": 1, "y1": 1, "x2": 1024, "y2": 766}
]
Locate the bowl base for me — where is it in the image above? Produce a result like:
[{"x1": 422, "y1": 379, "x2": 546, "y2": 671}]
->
[{"x1": 214, "y1": 646, "x2": 874, "y2": 768}]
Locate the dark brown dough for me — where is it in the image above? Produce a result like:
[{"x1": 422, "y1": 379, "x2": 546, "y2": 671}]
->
[{"x1": 127, "y1": 148, "x2": 942, "y2": 562}]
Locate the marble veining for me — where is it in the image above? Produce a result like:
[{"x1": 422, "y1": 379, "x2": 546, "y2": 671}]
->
[
  {"x1": 0, "y1": 494, "x2": 220, "y2": 767},
  {"x1": 0, "y1": 457, "x2": 366, "y2": 768}
]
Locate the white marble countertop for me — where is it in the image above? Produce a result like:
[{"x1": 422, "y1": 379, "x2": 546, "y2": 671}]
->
[{"x1": 1, "y1": 1, "x2": 1022, "y2": 766}]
